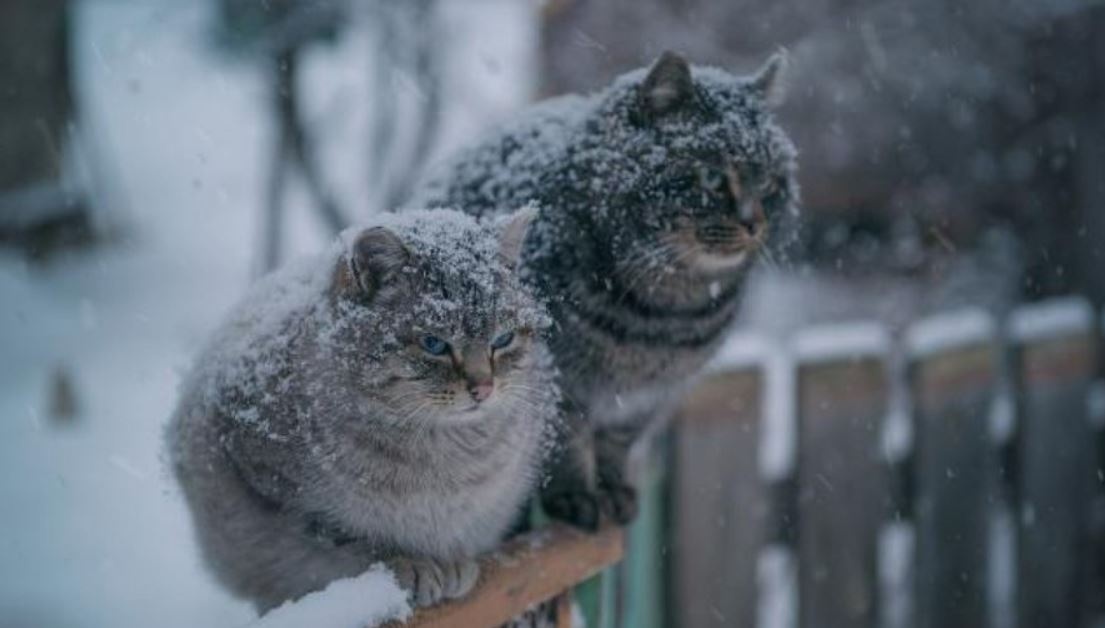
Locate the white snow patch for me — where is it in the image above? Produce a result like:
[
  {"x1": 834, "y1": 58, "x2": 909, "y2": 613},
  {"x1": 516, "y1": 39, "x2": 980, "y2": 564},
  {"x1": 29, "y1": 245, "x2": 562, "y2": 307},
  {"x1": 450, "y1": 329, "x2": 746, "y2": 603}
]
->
[
  {"x1": 877, "y1": 522, "x2": 915, "y2": 628},
  {"x1": 987, "y1": 506, "x2": 1016, "y2": 628},
  {"x1": 707, "y1": 330, "x2": 773, "y2": 373},
  {"x1": 759, "y1": 351, "x2": 797, "y2": 482},
  {"x1": 988, "y1": 387, "x2": 1017, "y2": 445},
  {"x1": 791, "y1": 321, "x2": 890, "y2": 364},
  {"x1": 881, "y1": 404, "x2": 914, "y2": 465},
  {"x1": 881, "y1": 352, "x2": 914, "y2": 464},
  {"x1": 756, "y1": 544, "x2": 797, "y2": 628},
  {"x1": 906, "y1": 307, "x2": 996, "y2": 357},
  {"x1": 248, "y1": 565, "x2": 410, "y2": 628},
  {"x1": 571, "y1": 600, "x2": 587, "y2": 628},
  {"x1": 1088, "y1": 380, "x2": 1105, "y2": 430},
  {"x1": 1008, "y1": 296, "x2": 1095, "y2": 343}
]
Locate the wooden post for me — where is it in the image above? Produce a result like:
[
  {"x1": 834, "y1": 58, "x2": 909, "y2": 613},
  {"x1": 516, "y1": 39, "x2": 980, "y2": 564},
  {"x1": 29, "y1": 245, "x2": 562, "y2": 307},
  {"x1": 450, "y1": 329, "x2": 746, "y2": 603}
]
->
[
  {"x1": 671, "y1": 333, "x2": 772, "y2": 628},
  {"x1": 620, "y1": 428, "x2": 670, "y2": 628},
  {"x1": 672, "y1": 364, "x2": 767, "y2": 628},
  {"x1": 1087, "y1": 310, "x2": 1105, "y2": 627},
  {"x1": 793, "y1": 323, "x2": 891, "y2": 628},
  {"x1": 906, "y1": 310, "x2": 999, "y2": 628},
  {"x1": 1009, "y1": 298, "x2": 1098, "y2": 628}
]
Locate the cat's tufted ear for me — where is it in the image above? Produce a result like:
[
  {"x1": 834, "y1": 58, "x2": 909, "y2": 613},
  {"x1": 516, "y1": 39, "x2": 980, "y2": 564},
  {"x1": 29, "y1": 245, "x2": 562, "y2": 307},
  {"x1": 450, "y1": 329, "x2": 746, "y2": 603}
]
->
[
  {"x1": 639, "y1": 51, "x2": 694, "y2": 117},
  {"x1": 498, "y1": 205, "x2": 537, "y2": 269},
  {"x1": 748, "y1": 49, "x2": 789, "y2": 107},
  {"x1": 346, "y1": 227, "x2": 410, "y2": 301}
]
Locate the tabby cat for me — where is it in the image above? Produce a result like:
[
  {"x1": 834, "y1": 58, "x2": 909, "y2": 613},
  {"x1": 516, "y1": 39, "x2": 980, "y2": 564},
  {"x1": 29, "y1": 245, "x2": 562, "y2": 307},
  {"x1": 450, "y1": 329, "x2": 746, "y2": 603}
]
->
[
  {"x1": 168, "y1": 209, "x2": 557, "y2": 611},
  {"x1": 413, "y1": 51, "x2": 799, "y2": 528}
]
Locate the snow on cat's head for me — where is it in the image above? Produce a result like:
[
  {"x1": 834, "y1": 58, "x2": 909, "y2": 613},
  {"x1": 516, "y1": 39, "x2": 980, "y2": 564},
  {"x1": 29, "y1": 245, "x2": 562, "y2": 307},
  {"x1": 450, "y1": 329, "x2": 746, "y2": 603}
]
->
[
  {"x1": 579, "y1": 50, "x2": 800, "y2": 275},
  {"x1": 326, "y1": 208, "x2": 553, "y2": 426}
]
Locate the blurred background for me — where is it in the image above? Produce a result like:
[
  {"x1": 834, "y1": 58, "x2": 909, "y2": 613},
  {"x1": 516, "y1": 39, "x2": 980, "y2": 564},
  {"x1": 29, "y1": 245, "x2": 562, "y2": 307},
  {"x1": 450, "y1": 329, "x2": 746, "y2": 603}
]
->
[{"x1": 0, "y1": 1, "x2": 1102, "y2": 627}]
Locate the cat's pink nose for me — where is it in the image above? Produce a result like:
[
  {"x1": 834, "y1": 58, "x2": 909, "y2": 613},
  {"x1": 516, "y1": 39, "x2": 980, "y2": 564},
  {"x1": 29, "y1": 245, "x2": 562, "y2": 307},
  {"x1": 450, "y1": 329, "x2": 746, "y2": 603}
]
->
[{"x1": 469, "y1": 381, "x2": 494, "y2": 402}]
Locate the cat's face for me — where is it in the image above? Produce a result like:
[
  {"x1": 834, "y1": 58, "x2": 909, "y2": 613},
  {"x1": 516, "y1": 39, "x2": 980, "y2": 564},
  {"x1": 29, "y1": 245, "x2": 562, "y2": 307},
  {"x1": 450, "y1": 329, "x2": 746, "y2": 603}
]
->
[
  {"x1": 329, "y1": 210, "x2": 550, "y2": 427},
  {"x1": 591, "y1": 52, "x2": 798, "y2": 278}
]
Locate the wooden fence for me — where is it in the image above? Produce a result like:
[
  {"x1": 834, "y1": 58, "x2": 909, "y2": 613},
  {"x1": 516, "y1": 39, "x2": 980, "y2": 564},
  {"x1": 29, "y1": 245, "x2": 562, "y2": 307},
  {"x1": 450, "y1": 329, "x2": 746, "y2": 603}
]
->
[
  {"x1": 397, "y1": 296, "x2": 1105, "y2": 628},
  {"x1": 672, "y1": 297, "x2": 1105, "y2": 628}
]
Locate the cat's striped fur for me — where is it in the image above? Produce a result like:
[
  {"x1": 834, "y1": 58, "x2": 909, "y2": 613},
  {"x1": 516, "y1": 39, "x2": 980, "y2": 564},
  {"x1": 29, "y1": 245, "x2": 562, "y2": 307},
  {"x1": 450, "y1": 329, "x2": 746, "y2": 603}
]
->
[
  {"x1": 413, "y1": 52, "x2": 798, "y2": 528},
  {"x1": 168, "y1": 210, "x2": 557, "y2": 611}
]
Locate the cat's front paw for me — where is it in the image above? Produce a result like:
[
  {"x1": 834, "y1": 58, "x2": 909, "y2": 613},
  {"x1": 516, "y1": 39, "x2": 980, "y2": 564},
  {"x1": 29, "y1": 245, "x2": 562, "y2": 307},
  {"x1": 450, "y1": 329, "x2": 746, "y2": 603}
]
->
[
  {"x1": 542, "y1": 489, "x2": 601, "y2": 531},
  {"x1": 598, "y1": 479, "x2": 638, "y2": 525},
  {"x1": 542, "y1": 480, "x2": 640, "y2": 529},
  {"x1": 390, "y1": 557, "x2": 480, "y2": 608}
]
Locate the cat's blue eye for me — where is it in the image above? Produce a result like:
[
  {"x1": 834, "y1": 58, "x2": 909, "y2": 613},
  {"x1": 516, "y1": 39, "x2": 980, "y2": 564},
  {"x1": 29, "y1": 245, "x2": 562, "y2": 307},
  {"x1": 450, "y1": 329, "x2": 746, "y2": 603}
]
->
[
  {"x1": 490, "y1": 331, "x2": 515, "y2": 351},
  {"x1": 420, "y1": 335, "x2": 450, "y2": 356}
]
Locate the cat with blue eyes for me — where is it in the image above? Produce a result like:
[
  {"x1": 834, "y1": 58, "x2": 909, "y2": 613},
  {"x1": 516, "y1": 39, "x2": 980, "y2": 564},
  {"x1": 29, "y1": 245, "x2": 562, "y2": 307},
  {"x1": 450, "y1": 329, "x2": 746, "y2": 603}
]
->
[{"x1": 168, "y1": 208, "x2": 557, "y2": 612}]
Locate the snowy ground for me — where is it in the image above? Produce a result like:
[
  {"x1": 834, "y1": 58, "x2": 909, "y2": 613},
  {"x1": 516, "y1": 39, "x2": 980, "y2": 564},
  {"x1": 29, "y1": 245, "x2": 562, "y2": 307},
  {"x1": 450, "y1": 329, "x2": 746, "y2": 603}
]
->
[{"x1": 0, "y1": 2, "x2": 532, "y2": 626}]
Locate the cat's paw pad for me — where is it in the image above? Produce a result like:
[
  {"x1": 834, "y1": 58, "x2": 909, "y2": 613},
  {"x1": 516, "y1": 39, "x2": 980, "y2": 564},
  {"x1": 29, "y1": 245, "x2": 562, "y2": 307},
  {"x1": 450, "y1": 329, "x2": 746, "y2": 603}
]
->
[
  {"x1": 598, "y1": 481, "x2": 638, "y2": 525},
  {"x1": 441, "y1": 557, "x2": 480, "y2": 600},
  {"x1": 542, "y1": 489, "x2": 601, "y2": 531}
]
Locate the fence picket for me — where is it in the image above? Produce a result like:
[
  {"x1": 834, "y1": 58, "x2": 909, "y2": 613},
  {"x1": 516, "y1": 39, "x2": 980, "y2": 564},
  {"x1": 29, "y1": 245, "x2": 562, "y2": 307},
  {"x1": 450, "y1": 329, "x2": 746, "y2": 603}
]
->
[
  {"x1": 673, "y1": 367, "x2": 767, "y2": 628},
  {"x1": 1010, "y1": 298, "x2": 1098, "y2": 627},
  {"x1": 907, "y1": 310, "x2": 999, "y2": 628},
  {"x1": 793, "y1": 324, "x2": 891, "y2": 628}
]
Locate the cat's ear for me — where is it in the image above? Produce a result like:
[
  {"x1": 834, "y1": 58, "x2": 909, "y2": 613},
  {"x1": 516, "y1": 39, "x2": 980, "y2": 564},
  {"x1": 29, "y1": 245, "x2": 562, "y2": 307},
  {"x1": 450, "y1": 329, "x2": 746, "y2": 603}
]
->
[
  {"x1": 639, "y1": 50, "x2": 694, "y2": 117},
  {"x1": 498, "y1": 206, "x2": 537, "y2": 269},
  {"x1": 748, "y1": 49, "x2": 788, "y2": 107},
  {"x1": 346, "y1": 227, "x2": 410, "y2": 300}
]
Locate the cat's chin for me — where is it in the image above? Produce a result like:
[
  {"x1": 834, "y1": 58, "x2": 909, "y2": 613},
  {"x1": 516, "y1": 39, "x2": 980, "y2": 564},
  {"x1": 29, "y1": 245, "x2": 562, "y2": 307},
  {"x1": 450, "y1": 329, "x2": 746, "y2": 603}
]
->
[
  {"x1": 439, "y1": 403, "x2": 497, "y2": 425},
  {"x1": 692, "y1": 250, "x2": 751, "y2": 273}
]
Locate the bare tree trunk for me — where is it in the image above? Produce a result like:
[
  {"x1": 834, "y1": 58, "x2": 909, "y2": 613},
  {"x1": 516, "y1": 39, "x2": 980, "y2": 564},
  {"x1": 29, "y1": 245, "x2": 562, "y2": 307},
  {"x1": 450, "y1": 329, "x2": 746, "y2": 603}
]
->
[
  {"x1": 367, "y1": 0, "x2": 442, "y2": 211},
  {"x1": 260, "y1": 46, "x2": 348, "y2": 273}
]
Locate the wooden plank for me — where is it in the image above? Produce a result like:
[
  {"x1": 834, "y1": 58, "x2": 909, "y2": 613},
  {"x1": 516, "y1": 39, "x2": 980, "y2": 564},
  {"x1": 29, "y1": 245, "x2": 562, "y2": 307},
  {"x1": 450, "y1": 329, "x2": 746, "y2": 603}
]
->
[
  {"x1": 672, "y1": 369, "x2": 766, "y2": 628},
  {"x1": 1013, "y1": 322, "x2": 1098, "y2": 628},
  {"x1": 554, "y1": 591, "x2": 572, "y2": 628},
  {"x1": 620, "y1": 431, "x2": 669, "y2": 628},
  {"x1": 796, "y1": 355, "x2": 888, "y2": 628},
  {"x1": 911, "y1": 342, "x2": 997, "y2": 628},
  {"x1": 400, "y1": 525, "x2": 624, "y2": 628}
]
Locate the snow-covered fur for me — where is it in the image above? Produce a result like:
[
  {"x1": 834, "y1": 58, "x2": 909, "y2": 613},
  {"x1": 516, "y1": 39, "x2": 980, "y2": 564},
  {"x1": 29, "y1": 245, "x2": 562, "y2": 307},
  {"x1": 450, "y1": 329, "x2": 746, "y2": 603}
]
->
[
  {"x1": 167, "y1": 209, "x2": 558, "y2": 612},
  {"x1": 413, "y1": 52, "x2": 799, "y2": 528}
]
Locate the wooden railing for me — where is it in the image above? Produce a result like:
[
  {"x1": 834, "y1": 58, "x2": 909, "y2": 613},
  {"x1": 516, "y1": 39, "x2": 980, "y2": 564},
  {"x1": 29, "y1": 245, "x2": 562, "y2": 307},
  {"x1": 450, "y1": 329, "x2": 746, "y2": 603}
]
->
[{"x1": 400, "y1": 525, "x2": 624, "y2": 628}]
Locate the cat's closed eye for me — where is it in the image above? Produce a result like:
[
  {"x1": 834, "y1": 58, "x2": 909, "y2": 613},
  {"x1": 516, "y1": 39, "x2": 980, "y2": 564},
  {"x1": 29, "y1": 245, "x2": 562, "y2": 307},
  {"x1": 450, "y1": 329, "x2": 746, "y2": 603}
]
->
[{"x1": 490, "y1": 330, "x2": 515, "y2": 351}]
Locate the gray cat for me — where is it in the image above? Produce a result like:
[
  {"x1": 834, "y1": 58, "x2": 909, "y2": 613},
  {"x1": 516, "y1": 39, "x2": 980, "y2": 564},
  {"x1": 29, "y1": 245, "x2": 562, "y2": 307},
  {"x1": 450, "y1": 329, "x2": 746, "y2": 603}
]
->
[
  {"x1": 167, "y1": 208, "x2": 557, "y2": 612},
  {"x1": 412, "y1": 51, "x2": 799, "y2": 528}
]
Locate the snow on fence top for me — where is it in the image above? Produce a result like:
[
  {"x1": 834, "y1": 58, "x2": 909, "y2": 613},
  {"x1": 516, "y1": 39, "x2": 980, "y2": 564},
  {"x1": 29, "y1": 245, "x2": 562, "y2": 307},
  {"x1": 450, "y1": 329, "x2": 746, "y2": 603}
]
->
[
  {"x1": 905, "y1": 307, "x2": 997, "y2": 358},
  {"x1": 1008, "y1": 296, "x2": 1096, "y2": 343},
  {"x1": 707, "y1": 330, "x2": 774, "y2": 372},
  {"x1": 249, "y1": 564, "x2": 410, "y2": 628},
  {"x1": 791, "y1": 321, "x2": 891, "y2": 364},
  {"x1": 760, "y1": 351, "x2": 796, "y2": 482}
]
